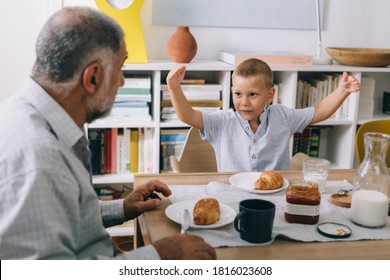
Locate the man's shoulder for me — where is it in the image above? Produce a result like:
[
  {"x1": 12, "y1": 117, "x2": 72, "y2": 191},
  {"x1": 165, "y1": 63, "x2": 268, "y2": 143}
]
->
[{"x1": 0, "y1": 104, "x2": 62, "y2": 166}]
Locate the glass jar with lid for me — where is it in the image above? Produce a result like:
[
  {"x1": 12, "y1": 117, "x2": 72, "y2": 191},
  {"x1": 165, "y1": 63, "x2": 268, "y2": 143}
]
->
[{"x1": 284, "y1": 180, "x2": 321, "y2": 224}]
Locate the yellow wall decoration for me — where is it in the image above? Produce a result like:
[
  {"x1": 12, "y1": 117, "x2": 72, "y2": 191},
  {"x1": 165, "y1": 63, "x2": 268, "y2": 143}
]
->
[{"x1": 95, "y1": 0, "x2": 148, "y2": 63}]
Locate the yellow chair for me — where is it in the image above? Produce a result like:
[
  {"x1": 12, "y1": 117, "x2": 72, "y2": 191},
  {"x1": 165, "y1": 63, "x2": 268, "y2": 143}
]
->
[
  {"x1": 355, "y1": 119, "x2": 390, "y2": 167},
  {"x1": 170, "y1": 127, "x2": 217, "y2": 173}
]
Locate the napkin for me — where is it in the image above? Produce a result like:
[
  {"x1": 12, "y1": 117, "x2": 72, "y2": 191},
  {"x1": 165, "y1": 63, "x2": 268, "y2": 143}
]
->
[{"x1": 168, "y1": 181, "x2": 390, "y2": 248}]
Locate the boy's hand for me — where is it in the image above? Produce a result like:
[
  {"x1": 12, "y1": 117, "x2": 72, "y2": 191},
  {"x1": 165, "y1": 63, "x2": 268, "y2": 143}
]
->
[
  {"x1": 166, "y1": 65, "x2": 186, "y2": 90},
  {"x1": 342, "y1": 72, "x2": 361, "y2": 93}
]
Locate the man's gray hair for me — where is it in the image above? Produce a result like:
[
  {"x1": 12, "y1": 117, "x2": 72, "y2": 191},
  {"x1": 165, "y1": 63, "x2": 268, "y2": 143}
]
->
[{"x1": 32, "y1": 6, "x2": 124, "y2": 83}]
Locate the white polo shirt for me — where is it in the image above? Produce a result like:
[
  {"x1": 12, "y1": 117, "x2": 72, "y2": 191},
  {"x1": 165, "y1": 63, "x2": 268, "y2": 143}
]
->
[{"x1": 201, "y1": 105, "x2": 314, "y2": 172}]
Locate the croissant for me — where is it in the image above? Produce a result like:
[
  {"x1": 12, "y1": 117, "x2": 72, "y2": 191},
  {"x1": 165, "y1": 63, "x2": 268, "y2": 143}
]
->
[
  {"x1": 193, "y1": 198, "x2": 220, "y2": 225},
  {"x1": 254, "y1": 171, "x2": 284, "y2": 190}
]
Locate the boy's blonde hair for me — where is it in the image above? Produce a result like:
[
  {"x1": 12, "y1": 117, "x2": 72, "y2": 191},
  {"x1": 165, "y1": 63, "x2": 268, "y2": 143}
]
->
[{"x1": 232, "y1": 58, "x2": 273, "y2": 89}]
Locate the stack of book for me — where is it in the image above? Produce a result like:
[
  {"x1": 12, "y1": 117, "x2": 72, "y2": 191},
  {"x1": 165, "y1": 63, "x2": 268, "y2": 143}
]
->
[
  {"x1": 160, "y1": 128, "x2": 189, "y2": 172},
  {"x1": 293, "y1": 126, "x2": 332, "y2": 159},
  {"x1": 160, "y1": 83, "x2": 222, "y2": 122},
  {"x1": 88, "y1": 127, "x2": 154, "y2": 175},
  {"x1": 296, "y1": 73, "x2": 350, "y2": 119},
  {"x1": 219, "y1": 50, "x2": 313, "y2": 67},
  {"x1": 101, "y1": 75, "x2": 152, "y2": 122}
]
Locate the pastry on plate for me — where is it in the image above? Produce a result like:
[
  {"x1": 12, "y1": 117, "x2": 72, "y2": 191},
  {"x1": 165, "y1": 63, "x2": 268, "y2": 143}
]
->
[
  {"x1": 193, "y1": 198, "x2": 220, "y2": 225},
  {"x1": 254, "y1": 171, "x2": 284, "y2": 190}
]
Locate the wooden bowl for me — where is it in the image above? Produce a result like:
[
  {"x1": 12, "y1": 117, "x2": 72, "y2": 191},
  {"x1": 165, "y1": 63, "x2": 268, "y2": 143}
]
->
[{"x1": 326, "y1": 47, "x2": 390, "y2": 67}]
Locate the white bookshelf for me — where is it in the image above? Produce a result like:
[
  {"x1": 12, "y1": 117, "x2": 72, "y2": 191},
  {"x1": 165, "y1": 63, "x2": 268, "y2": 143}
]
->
[{"x1": 88, "y1": 60, "x2": 390, "y2": 185}]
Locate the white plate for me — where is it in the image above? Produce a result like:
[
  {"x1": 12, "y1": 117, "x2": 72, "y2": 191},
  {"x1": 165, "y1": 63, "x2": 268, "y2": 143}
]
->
[
  {"x1": 165, "y1": 200, "x2": 236, "y2": 229},
  {"x1": 229, "y1": 172, "x2": 289, "y2": 194}
]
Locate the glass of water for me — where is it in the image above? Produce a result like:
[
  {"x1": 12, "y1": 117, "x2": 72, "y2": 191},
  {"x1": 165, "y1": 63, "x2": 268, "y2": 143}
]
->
[{"x1": 302, "y1": 158, "x2": 330, "y2": 194}]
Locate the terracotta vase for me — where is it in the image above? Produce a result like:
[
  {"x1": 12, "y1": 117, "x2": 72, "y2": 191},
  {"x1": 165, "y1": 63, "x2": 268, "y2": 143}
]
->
[{"x1": 167, "y1": 26, "x2": 197, "y2": 63}]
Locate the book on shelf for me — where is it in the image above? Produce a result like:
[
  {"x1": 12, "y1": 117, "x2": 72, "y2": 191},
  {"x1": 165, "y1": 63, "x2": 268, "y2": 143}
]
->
[
  {"x1": 94, "y1": 186, "x2": 115, "y2": 201},
  {"x1": 181, "y1": 79, "x2": 205, "y2": 84},
  {"x1": 309, "y1": 128, "x2": 320, "y2": 158},
  {"x1": 137, "y1": 128, "x2": 145, "y2": 173},
  {"x1": 94, "y1": 101, "x2": 151, "y2": 122},
  {"x1": 296, "y1": 73, "x2": 350, "y2": 120},
  {"x1": 160, "y1": 128, "x2": 189, "y2": 172},
  {"x1": 92, "y1": 115, "x2": 152, "y2": 124},
  {"x1": 160, "y1": 84, "x2": 222, "y2": 91},
  {"x1": 143, "y1": 127, "x2": 154, "y2": 173},
  {"x1": 161, "y1": 107, "x2": 221, "y2": 122},
  {"x1": 161, "y1": 107, "x2": 221, "y2": 114},
  {"x1": 130, "y1": 129, "x2": 139, "y2": 173},
  {"x1": 89, "y1": 127, "x2": 154, "y2": 176},
  {"x1": 117, "y1": 87, "x2": 151, "y2": 95},
  {"x1": 104, "y1": 129, "x2": 112, "y2": 174},
  {"x1": 161, "y1": 100, "x2": 223, "y2": 108},
  {"x1": 115, "y1": 127, "x2": 154, "y2": 174},
  {"x1": 88, "y1": 129, "x2": 101, "y2": 175},
  {"x1": 94, "y1": 186, "x2": 124, "y2": 201},
  {"x1": 100, "y1": 130, "x2": 106, "y2": 175},
  {"x1": 271, "y1": 83, "x2": 284, "y2": 105},
  {"x1": 123, "y1": 74, "x2": 151, "y2": 88},
  {"x1": 116, "y1": 128, "x2": 128, "y2": 174},
  {"x1": 293, "y1": 127, "x2": 317, "y2": 158},
  {"x1": 162, "y1": 90, "x2": 220, "y2": 101},
  {"x1": 160, "y1": 128, "x2": 188, "y2": 142},
  {"x1": 383, "y1": 91, "x2": 390, "y2": 115},
  {"x1": 116, "y1": 75, "x2": 152, "y2": 102},
  {"x1": 108, "y1": 106, "x2": 150, "y2": 117},
  {"x1": 114, "y1": 94, "x2": 151, "y2": 102},
  {"x1": 111, "y1": 128, "x2": 118, "y2": 174},
  {"x1": 118, "y1": 75, "x2": 151, "y2": 95},
  {"x1": 292, "y1": 126, "x2": 331, "y2": 159},
  {"x1": 219, "y1": 50, "x2": 313, "y2": 67},
  {"x1": 113, "y1": 101, "x2": 149, "y2": 107},
  {"x1": 160, "y1": 143, "x2": 184, "y2": 172}
]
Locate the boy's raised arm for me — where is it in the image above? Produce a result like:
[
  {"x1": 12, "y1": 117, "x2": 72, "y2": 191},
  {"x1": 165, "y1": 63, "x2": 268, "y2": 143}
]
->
[
  {"x1": 311, "y1": 72, "x2": 361, "y2": 124},
  {"x1": 166, "y1": 65, "x2": 204, "y2": 130}
]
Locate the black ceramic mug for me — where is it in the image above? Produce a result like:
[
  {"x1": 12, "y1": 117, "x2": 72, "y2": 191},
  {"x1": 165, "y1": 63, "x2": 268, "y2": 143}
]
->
[{"x1": 234, "y1": 199, "x2": 276, "y2": 243}]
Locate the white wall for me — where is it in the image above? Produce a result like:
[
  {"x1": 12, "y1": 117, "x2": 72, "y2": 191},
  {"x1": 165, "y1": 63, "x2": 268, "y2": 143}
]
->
[
  {"x1": 1, "y1": 0, "x2": 389, "y2": 102},
  {"x1": 0, "y1": 0, "x2": 58, "y2": 102},
  {"x1": 143, "y1": 0, "x2": 390, "y2": 59}
]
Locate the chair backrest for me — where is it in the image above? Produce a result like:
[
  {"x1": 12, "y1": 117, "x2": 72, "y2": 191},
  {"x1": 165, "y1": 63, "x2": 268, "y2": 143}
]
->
[
  {"x1": 170, "y1": 127, "x2": 217, "y2": 173},
  {"x1": 355, "y1": 120, "x2": 390, "y2": 167},
  {"x1": 289, "y1": 152, "x2": 310, "y2": 170}
]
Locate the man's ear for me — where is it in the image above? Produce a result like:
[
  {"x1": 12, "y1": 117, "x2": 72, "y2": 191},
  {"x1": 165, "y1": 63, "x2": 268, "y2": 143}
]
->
[{"x1": 82, "y1": 62, "x2": 103, "y2": 95}]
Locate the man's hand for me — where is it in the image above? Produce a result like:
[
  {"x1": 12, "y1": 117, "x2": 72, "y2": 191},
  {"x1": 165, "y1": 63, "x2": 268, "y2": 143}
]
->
[
  {"x1": 123, "y1": 179, "x2": 171, "y2": 220},
  {"x1": 154, "y1": 234, "x2": 217, "y2": 260}
]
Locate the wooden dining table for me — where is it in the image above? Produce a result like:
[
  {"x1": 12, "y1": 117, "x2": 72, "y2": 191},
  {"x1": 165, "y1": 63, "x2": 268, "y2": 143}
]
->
[{"x1": 133, "y1": 169, "x2": 390, "y2": 259}]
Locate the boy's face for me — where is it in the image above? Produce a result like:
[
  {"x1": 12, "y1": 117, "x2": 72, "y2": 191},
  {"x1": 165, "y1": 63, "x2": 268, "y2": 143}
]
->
[{"x1": 231, "y1": 75, "x2": 275, "y2": 123}]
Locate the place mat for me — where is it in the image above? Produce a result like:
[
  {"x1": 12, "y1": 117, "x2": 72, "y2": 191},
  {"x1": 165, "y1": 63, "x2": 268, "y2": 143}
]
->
[{"x1": 167, "y1": 181, "x2": 390, "y2": 248}]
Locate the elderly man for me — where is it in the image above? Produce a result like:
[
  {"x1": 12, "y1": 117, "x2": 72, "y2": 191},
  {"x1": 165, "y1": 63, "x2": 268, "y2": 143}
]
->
[{"x1": 0, "y1": 6, "x2": 215, "y2": 260}]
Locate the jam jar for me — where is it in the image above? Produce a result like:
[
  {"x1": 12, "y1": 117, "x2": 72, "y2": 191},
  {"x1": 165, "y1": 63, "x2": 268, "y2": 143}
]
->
[{"x1": 284, "y1": 180, "x2": 321, "y2": 224}]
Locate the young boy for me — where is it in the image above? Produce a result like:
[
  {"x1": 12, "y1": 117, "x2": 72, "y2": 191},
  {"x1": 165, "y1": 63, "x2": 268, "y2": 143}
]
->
[{"x1": 166, "y1": 58, "x2": 361, "y2": 171}]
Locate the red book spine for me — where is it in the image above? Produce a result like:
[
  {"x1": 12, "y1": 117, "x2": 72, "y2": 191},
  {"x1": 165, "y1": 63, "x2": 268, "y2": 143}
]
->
[
  {"x1": 104, "y1": 129, "x2": 112, "y2": 174},
  {"x1": 111, "y1": 128, "x2": 118, "y2": 174}
]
